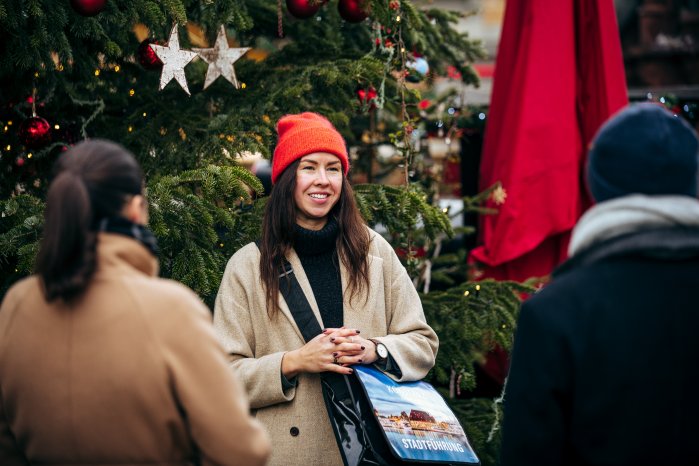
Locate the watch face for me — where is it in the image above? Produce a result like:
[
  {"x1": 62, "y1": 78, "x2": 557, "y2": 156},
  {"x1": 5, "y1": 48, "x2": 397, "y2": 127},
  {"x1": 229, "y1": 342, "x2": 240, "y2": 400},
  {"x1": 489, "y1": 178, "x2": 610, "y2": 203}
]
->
[{"x1": 377, "y1": 343, "x2": 388, "y2": 359}]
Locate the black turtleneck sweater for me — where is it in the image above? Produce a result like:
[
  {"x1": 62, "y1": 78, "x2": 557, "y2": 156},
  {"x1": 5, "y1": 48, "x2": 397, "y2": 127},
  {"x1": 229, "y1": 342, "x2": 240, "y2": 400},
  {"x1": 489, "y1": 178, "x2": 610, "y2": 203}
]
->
[
  {"x1": 285, "y1": 218, "x2": 401, "y2": 383},
  {"x1": 293, "y1": 218, "x2": 343, "y2": 329}
]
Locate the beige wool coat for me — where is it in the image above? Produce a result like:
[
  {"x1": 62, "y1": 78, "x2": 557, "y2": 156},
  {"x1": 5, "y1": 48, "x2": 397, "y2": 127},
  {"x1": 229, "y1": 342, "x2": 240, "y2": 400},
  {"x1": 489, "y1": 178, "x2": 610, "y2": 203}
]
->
[
  {"x1": 0, "y1": 233, "x2": 270, "y2": 466},
  {"x1": 213, "y1": 228, "x2": 439, "y2": 466}
]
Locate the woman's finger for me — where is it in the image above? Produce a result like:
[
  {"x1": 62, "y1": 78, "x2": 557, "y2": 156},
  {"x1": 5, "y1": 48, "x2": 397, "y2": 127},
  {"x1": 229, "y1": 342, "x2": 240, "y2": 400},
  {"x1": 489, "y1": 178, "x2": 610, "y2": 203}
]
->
[
  {"x1": 325, "y1": 356, "x2": 352, "y2": 374},
  {"x1": 328, "y1": 335, "x2": 353, "y2": 345},
  {"x1": 338, "y1": 354, "x2": 364, "y2": 366},
  {"x1": 332, "y1": 342, "x2": 364, "y2": 353},
  {"x1": 325, "y1": 328, "x2": 360, "y2": 339},
  {"x1": 325, "y1": 361, "x2": 354, "y2": 375}
]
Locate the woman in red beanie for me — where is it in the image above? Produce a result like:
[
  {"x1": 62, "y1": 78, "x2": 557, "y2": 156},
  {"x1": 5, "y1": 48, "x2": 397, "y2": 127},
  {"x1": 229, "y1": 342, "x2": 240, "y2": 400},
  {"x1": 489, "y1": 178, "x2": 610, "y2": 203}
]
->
[{"x1": 213, "y1": 112, "x2": 438, "y2": 465}]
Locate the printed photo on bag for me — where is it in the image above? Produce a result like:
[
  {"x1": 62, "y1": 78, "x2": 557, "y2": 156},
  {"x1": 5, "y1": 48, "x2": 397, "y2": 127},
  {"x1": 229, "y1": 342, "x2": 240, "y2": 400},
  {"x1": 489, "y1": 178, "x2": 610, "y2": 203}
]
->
[{"x1": 355, "y1": 366, "x2": 480, "y2": 465}]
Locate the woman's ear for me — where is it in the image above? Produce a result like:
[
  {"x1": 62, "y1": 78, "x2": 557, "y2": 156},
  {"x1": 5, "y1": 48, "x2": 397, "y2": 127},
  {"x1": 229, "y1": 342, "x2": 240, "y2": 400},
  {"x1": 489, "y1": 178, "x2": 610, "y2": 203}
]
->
[{"x1": 122, "y1": 195, "x2": 149, "y2": 225}]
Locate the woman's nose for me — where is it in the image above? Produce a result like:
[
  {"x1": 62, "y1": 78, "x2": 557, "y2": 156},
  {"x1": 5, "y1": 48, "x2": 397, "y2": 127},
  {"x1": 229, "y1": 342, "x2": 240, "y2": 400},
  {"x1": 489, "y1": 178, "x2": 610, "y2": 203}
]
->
[{"x1": 314, "y1": 168, "x2": 330, "y2": 184}]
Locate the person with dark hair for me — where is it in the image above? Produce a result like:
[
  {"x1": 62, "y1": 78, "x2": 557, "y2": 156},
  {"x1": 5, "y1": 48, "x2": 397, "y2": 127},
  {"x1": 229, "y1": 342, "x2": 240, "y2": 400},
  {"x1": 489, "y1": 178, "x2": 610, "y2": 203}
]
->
[
  {"x1": 0, "y1": 140, "x2": 270, "y2": 465},
  {"x1": 214, "y1": 112, "x2": 439, "y2": 465},
  {"x1": 500, "y1": 103, "x2": 699, "y2": 465}
]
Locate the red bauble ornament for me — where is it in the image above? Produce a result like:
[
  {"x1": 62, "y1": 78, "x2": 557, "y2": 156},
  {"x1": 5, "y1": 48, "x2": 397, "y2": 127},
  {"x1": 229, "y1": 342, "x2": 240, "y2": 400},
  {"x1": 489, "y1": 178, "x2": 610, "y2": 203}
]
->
[
  {"x1": 18, "y1": 116, "x2": 52, "y2": 149},
  {"x1": 137, "y1": 39, "x2": 163, "y2": 70},
  {"x1": 15, "y1": 157, "x2": 25, "y2": 167},
  {"x1": 286, "y1": 0, "x2": 323, "y2": 19},
  {"x1": 356, "y1": 86, "x2": 378, "y2": 110},
  {"x1": 70, "y1": 0, "x2": 107, "y2": 16},
  {"x1": 338, "y1": 0, "x2": 368, "y2": 22}
]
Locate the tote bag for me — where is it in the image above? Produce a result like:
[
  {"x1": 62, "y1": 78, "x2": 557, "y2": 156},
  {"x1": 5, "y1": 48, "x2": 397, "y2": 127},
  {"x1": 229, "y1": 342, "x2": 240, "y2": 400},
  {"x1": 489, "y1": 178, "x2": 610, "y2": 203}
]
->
[
  {"x1": 352, "y1": 365, "x2": 480, "y2": 465},
  {"x1": 272, "y1": 249, "x2": 480, "y2": 465}
]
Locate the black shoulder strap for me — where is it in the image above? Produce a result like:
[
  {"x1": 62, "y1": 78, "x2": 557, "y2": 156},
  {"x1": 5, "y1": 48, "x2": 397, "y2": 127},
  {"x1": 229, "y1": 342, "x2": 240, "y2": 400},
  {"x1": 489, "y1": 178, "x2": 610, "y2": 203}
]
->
[{"x1": 255, "y1": 241, "x2": 322, "y2": 343}]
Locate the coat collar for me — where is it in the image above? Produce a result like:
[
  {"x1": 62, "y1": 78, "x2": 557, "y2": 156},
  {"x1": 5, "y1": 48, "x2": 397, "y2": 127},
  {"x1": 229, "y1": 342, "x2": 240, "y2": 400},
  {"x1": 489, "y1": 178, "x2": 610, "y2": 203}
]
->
[
  {"x1": 277, "y1": 247, "x2": 382, "y2": 342},
  {"x1": 94, "y1": 232, "x2": 159, "y2": 278},
  {"x1": 555, "y1": 227, "x2": 699, "y2": 277}
]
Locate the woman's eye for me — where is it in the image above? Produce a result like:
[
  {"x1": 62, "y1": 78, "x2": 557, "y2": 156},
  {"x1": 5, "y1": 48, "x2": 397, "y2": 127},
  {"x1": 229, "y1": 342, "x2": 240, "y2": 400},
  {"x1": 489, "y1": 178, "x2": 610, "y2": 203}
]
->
[{"x1": 328, "y1": 166, "x2": 341, "y2": 172}]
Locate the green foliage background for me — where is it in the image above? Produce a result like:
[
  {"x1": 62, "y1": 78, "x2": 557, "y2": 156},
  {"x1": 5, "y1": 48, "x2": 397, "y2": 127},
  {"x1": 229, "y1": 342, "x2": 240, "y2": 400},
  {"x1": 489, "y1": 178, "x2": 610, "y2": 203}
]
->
[{"x1": 0, "y1": 1, "x2": 528, "y2": 464}]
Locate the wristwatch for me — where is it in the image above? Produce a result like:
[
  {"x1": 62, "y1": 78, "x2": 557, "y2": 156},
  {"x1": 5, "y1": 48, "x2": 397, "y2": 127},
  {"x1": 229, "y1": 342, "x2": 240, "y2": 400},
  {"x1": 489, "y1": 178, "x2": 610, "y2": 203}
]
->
[{"x1": 370, "y1": 339, "x2": 388, "y2": 362}]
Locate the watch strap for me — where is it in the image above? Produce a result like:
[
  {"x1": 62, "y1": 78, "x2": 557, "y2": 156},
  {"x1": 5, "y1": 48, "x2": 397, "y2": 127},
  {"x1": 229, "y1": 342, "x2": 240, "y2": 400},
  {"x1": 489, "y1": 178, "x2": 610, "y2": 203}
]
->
[{"x1": 369, "y1": 338, "x2": 388, "y2": 361}]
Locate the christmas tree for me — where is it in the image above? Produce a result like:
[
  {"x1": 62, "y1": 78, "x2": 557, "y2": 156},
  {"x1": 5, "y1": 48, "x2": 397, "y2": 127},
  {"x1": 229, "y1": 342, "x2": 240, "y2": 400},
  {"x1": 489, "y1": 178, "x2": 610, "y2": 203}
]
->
[{"x1": 0, "y1": 1, "x2": 528, "y2": 463}]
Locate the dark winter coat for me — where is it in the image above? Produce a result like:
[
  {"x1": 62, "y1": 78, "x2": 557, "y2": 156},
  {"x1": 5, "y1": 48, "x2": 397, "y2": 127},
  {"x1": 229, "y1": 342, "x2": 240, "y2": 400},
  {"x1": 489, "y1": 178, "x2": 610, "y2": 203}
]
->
[{"x1": 500, "y1": 226, "x2": 699, "y2": 466}]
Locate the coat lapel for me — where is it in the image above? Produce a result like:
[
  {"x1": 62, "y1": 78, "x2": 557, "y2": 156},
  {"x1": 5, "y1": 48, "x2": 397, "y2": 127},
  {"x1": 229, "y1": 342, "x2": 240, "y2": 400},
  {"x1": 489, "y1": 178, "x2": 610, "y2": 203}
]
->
[
  {"x1": 342, "y1": 252, "x2": 384, "y2": 331},
  {"x1": 276, "y1": 250, "x2": 324, "y2": 342},
  {"x1": 276, "y1": 249, "x2": 384, "y2": 339}
]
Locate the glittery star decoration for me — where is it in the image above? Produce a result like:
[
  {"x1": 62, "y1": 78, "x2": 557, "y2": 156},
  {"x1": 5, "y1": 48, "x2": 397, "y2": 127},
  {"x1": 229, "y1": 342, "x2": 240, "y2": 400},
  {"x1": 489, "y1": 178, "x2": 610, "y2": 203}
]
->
[
  {"x1": 193, "y1": 26, "x2": 250, "y2": 90},
  {"x1": 150, "y1": 25, "x2": 199, "y2": 95},
  {"x1": 490, "y1": 184, "x2": 508, "y2": 205}
]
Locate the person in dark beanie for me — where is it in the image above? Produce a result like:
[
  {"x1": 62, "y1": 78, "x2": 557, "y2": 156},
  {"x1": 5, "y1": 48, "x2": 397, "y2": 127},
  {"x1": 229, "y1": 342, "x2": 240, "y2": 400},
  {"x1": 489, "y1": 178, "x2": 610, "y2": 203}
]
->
[
  {"x1": 500, "y1": 102, "x2": 699, "y2": 466},
  {"x1": 213, "y1": 112, "x2": 438, "y2": 466}
]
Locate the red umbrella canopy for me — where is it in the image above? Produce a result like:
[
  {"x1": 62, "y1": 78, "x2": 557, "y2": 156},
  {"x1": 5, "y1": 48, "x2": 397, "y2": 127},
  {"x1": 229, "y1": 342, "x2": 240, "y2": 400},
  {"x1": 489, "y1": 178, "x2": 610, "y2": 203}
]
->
[
  {"x1": 469, "y1": 0, "x2": 628, "y2": 385},
  {"x1": 470, "y1": 0, "x2": 628, "y2": 283}
]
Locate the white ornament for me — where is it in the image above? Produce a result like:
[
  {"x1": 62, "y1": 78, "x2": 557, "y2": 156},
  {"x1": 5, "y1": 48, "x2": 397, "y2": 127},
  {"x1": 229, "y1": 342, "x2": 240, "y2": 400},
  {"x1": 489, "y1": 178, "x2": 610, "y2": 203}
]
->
[
  {"x1": 150, "y1": 25, "x2": 199, "y2": 96},
  {"x1": 194, "y1": 25, "x2": 250, "y2": 90}
]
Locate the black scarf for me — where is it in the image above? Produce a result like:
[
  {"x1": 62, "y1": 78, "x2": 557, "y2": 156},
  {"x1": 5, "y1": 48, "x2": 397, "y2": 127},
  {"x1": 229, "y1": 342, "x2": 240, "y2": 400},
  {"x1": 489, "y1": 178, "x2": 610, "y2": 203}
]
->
[{"x1": 97, "y1": 216, "x2": 159, "y2": 256}]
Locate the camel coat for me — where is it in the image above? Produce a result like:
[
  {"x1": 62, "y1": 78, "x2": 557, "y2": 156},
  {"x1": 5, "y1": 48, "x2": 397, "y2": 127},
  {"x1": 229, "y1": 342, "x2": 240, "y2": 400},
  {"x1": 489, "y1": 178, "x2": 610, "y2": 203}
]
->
[
  {"x1": 213, "y1": 228, "x2": 439, "y2": 466},
  {"x1": 0, "y1": 233, "x2": 270, "y2": 466}
]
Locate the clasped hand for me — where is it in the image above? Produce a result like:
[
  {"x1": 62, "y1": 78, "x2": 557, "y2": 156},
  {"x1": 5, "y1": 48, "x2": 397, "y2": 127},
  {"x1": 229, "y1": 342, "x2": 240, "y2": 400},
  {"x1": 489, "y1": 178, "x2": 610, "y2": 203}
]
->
[{"x1": 281, "y1": 327, "x2": 378, "y2": 378}]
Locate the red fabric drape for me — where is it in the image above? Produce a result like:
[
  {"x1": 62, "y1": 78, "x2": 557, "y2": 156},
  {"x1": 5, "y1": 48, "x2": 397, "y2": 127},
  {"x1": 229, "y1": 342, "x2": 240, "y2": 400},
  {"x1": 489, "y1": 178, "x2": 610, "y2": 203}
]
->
[{"x1": 469, "y1": 0, "x2": 628, "y2": 382}]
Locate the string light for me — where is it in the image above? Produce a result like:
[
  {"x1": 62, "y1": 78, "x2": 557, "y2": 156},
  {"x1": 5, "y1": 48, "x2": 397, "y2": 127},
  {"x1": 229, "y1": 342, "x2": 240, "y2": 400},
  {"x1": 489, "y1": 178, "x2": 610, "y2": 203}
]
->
[
  {"x1": 27, "y1": 153, "x2": 33, "y2": 159},
  {"x1": 54, "y1": 124, "x2": 60, "y2": 130},
  {"x1": 463, "y1": 290, "x2": 470, "y2": 297},
  {"x1": 142, "y1": 112, "x2": 147, "y2": 117},
  {"x1": 128, "y1": 125, "x2": 133, "y2": 132},
  {"x1": 3, "y1": 126, "x2": 7, "y2": 132},
  {"x1": 34, "y1": 72, "x2": 39, "y2": 78},
  {"x1": 396, "y1": 15, "x2": 401, "y2": 22},
  {"x1": 241, "y1": 83, "x2": 247, "y2": 89},
  {"x1": 129, "y1": 89, "x2": 135, "y2": 96},
  {"x1": 5, "y1": 145, "x2": 10, "y2": 151},
  {"x1": 94, "y1": 69, "x2": 100, "y2": 76},
  {"x1": 114, "y1": 65, "x2": 121, "y2": 72},
  {"x1": 7, "y1": 121, "x2": 12, "y2": 125}
]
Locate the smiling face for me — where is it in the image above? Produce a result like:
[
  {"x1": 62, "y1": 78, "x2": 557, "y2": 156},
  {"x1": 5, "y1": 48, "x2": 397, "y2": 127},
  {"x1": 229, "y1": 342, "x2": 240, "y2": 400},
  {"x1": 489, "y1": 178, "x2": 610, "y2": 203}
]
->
[{"x1": 293, "y1": 152, "x2": 343, "y2": 230}]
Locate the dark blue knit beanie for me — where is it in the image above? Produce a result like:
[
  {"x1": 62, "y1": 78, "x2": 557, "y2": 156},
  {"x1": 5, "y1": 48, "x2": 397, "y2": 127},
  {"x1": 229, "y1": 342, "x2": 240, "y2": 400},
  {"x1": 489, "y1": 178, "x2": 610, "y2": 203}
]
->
[{"x1": 587, "y1": 103, "x2": 699, "y2": 203}]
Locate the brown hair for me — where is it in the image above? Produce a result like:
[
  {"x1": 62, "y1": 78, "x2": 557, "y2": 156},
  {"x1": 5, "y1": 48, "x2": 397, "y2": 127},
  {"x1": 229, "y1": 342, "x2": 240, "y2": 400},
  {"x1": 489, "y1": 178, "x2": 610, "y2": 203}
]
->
[
  {"x1": 35, "y1": 139, "x2": 143, "y2": 302},
  {"x1": 259, "y1": 159, "x2": 370, "y2": 315}
]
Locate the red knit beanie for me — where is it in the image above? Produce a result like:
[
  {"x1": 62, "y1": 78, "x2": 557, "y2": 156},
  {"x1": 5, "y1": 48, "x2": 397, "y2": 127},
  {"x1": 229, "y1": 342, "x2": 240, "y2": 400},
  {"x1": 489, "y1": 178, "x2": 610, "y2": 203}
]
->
[{"x1": 272, "y1": 112, "x2": 349, "y2": 184}]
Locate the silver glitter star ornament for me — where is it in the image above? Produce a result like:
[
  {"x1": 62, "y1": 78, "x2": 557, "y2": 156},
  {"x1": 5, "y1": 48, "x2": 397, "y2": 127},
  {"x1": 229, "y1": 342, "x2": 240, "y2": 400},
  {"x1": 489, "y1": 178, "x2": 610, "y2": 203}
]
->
[
  {"x1": 150, "y1": 25, "x2": 199, "y2": 95},
  {"x1": 194, "y1": 26, "x2": 250, "y2": 90}
]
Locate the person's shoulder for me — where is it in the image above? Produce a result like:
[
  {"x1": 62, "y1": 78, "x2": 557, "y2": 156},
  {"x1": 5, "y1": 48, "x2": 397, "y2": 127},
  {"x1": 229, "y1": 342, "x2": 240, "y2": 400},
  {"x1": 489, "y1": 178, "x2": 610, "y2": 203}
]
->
[
  {"x1": 224, "y1": 241, "x2": 261, "y2": 271},
  {"x1": 366, "y1": 227, "x2": 392, "y2": 254},
  {"x1": 1, "y1": 275, "x2": 41, "y2": 310},
  {"x1": 524, "y1": 269, "x2": 584, "y2": 310},
  {"x1": 519, "y1": 267, "x2": 597, "y2": 330},
  {"x1": 134, "y1": 275, "x2": 208, "y2": 314}
]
